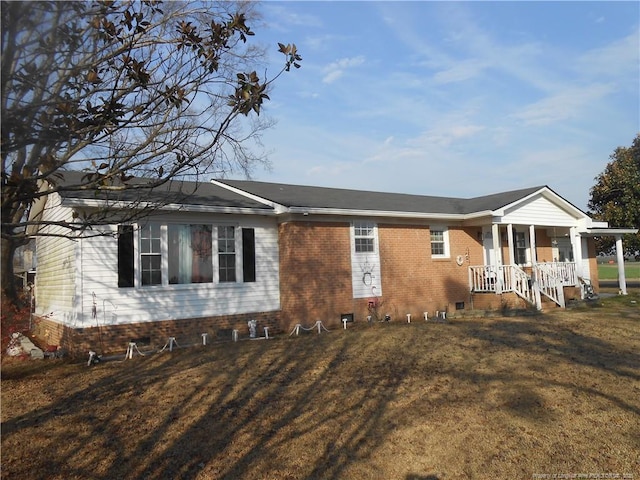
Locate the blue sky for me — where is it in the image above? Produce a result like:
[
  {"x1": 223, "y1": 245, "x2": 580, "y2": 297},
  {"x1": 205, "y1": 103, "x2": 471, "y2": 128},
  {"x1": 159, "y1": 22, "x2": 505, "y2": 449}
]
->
[{"x1": 250, "y1": 1, "x2": 638, "y2": 211}]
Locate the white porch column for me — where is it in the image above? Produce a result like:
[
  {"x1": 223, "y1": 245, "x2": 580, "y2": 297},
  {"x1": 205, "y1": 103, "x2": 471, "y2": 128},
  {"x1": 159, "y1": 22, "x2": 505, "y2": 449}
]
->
[
  {"x1": 529, "y1": 225, "x2": 541, "y2": 310},
  {"x1": 506, "y1": 224, "x2": 515, "y2": 291},
  {"x1": 492, "y1": 223, "x2": 502, "y2": 265},
  {"x1": 506, "y1": 224, "x2": 515, "y2": 265},
  {"x1": 529, "y1": 225, "x2": 537, "y2": 265},
  {"x1": 615, "y1": 235, "x2": 628, "y2": 295},
  {"x1": 492, "y1": 223, "x2": 502, "y2": 294},
  {"x1": 571, "y1": 227, "x2": 583, "y2": 280}
]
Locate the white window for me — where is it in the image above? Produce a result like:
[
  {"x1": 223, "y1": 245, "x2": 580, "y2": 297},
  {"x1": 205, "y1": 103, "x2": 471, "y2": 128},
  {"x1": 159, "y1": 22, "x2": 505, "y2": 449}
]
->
[
  {"x1": 168, "y1": 224, "x2": 213, "y2": 284},
  {"x1": 354, "y1": 221, "x2": 375, "y2": 253},
  {"x1": 430, "y1": 226, "x2": 449, "y2": 258},
  {"x1": 218, "y1": 226, "x2": 236, "y2": 283},
  {"x1": 514, "y1": 231, "x2": 528, "y2": 265},
  {"x1": 129, "y1": 223, "x2": 252, "y2": 287},
  {"x1": 140, "y1": 223, "x2": 162, "y2": 285}
]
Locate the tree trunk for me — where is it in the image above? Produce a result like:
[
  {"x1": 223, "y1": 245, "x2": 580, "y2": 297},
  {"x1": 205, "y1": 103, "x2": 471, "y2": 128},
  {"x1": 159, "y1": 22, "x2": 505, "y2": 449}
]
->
[{"x1": 1, "y1": 236, "x2": 22, "y2": 307}]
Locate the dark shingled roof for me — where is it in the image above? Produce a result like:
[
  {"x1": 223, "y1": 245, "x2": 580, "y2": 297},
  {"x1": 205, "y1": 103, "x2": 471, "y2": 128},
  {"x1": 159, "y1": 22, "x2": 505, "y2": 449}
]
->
[
  {"x1": 54, "y1": 171, "x2": 548, "y2": 216},
  {"x1": 54, "y1": 171, "x2": 271, "y2": 210},
  {"x1": 216, "y1": 179, "x2": 545, "y2": 215}
]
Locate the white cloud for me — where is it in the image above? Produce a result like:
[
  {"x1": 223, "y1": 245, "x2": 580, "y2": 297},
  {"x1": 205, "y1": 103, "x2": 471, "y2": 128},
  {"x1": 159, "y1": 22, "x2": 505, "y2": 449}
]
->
[
  {"x1": 414, "y1": 123, "x2": 486, "y2": 148},
  {"x1": 263, "y1": 5, "x2": 323, "y2": 31},
  {"x1": 511, "y1": 83, "x2": 615, "y2": 126},
  {"x1": 432, "y1": 58, "x2": 489, "y2": 85},
  {"x1": 575, "y1": 28, "x2": 640, "y2": 79},
  {"x1": 322, "y1": 56, "x2": 366, "y2": 84}
]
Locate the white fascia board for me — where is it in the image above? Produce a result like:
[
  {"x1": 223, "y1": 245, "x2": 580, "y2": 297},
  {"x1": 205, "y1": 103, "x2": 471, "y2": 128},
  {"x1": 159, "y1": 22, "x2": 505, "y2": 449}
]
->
[
  {"x1": 61, "y1": 197, "x2": 276, "y2": 215},
  {"x1": 583, "y1": 227, "x2": 639, "y2": 236},
  {"x1": 210, "y1": 179, "x2": 288, "y2": 213},
  {"x1": 287, "y1": 206, "x2": 494, "y2": 221}
]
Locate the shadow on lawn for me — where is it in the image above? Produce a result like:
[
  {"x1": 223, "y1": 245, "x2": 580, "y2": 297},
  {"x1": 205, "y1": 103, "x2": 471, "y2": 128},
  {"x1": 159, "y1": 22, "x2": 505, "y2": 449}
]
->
[
  {"x1": 2, "y1": 309, "x2": 639, "y2": 479},
  {"x1": 460, "y1": 316, "x2": 640, "y2": 418},
  {"x1": 1, "y1": 331, "x2": 414, "y2": 480}
]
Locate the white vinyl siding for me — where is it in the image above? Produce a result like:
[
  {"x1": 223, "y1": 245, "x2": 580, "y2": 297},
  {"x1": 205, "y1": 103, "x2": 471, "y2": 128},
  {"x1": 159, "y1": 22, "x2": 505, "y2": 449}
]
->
[
  {"x1": 78, "y1": 214, "x2": 280, "y2": 326},
  {"x1": 34, "y1": 194, "x2": 79, "y2": 326},
  {"x1": 350, "y1": 221, "x2": 382, "y2": 298},
  {"x1": 502, "y1": 195, "x2": 579, "y2": 226},
  {"x1": 36, "y1": 209, "x2": 280, "y2": 326}
]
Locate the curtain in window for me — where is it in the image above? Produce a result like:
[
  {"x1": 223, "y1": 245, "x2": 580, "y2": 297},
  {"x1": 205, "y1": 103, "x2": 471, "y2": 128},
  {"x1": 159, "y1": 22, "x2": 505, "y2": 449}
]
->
[
  {"x1": 169, "y1": 224, "x2": 213, "y2": 284},
  {"x1": 191, "y1": 225, "x2": 213, "y2": 283}
]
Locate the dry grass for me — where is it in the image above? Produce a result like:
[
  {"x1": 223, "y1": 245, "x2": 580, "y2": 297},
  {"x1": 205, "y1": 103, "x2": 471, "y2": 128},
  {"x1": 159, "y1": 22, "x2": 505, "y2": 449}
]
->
[{"x1": 2, "y1": 294, "x2": 639, "y2": 480}]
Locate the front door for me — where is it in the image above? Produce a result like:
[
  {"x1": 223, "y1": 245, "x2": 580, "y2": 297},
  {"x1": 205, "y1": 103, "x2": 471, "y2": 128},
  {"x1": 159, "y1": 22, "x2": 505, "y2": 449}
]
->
[{"x1": 483, "y1": 227, "x2": 496, "y2": 266}]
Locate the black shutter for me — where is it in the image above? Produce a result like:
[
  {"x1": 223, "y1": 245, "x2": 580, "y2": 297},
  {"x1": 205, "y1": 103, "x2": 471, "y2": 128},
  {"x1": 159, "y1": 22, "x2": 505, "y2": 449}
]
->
[
  {"x1": 118, "y1": 225, "x2": 134, "y2": 287},
  {"x1": 242, "y1": 228, "x2": 256, "y2": 283}
]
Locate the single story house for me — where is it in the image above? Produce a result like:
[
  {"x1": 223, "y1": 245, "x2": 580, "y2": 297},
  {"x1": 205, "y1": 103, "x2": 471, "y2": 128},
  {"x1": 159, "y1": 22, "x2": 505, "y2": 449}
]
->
[{"x1": 32, "y1": 171, "x2": 637, "y2": 356}]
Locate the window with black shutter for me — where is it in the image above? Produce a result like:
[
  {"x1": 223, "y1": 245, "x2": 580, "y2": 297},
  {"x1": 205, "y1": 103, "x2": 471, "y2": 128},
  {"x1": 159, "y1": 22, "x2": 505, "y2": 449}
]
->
[{"x1": 118, "y1": 225, "x2": 134, "y2": 287}]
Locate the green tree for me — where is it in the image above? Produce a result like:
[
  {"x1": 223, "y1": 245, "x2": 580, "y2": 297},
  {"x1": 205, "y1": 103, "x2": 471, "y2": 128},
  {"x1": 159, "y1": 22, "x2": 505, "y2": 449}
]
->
[
  {"x1": 1, "y1": 1, "x2": 301, "y2": 303},
  {"x1": 588, "y1": 134, "x2": 640, "y2": 257}
]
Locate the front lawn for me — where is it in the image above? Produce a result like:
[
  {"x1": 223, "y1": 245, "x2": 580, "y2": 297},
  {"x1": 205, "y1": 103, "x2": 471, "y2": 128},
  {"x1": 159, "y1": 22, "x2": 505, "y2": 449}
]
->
[
  {"x1": 2, "y1": 296, "x2": 639, "y2": 479},
  {"x1": 598, "y1": 261, "x2": 640, "y2": 280}
]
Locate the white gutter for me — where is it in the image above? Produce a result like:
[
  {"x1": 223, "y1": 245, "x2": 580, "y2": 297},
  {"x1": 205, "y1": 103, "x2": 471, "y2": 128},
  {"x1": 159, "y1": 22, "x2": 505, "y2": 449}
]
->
[
  {"x1": 582, "y1": 228, "x2": 638, "y2": 236},
  {"x1": 286, "y1": 206, "x2": 495, "y2": 220},
  {"x1": 61, "y1": 197, "x2": 277, "y2": 216}
]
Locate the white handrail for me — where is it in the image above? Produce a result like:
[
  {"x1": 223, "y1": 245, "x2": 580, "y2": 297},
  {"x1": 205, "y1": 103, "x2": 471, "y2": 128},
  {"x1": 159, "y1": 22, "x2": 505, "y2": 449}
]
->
[{"x1": 470, "y1": 262, "x2": 573, "y2": 308}]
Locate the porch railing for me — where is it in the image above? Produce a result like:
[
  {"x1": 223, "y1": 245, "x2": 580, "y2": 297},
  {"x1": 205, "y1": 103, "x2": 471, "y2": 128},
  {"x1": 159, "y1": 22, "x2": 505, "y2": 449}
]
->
[
  {"x1": 468, "y1": 265, "x2": 534, "y2": 304},
  {"x1": 535, "y1": 262, "x2": 577, "y2": 286},
  {"x1": 535, "y1": 266, "x2": 565, "y2": 308},
  {"x1": 469, "y1": 262, "x2": 577, "y2": 309}
]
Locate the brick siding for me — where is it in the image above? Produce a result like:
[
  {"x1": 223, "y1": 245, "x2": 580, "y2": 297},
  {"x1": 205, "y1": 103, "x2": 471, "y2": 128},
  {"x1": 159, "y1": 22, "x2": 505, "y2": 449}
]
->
[
  {"x1": 34, "y1": 310, "x2": 280, "y2": 358},
  {"x1": 278, "y1": 221, "x2": 490, "y2": 331}
]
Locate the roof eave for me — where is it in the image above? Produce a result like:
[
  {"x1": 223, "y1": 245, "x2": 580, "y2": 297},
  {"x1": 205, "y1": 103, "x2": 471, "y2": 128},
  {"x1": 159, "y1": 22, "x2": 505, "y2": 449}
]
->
[
  {"x1": 582, "y1": 227, "x2": 639, "y2": 236},
  {"x1": 61, "y1": 198, "x2": 276, "y2": 215},
  {"x1": 287, "y1": 206, "x2": 493, "y2": 220}
]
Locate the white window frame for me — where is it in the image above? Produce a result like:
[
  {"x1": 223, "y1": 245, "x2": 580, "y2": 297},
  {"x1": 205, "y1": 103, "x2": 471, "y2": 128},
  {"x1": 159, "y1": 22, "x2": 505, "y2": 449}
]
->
[
  {"x1": 139, "y1": 223, "x2": 163, "y2": 286},
  {"x1": 430, "y1": 225, "x2": 450, "y2": 259},
  {"x1": 513, "y1": 230, "x2": 529, "y2": 266},
  {"x1": 134, "y1": 222, "x2": 243, "y2": 287},
  {"x1": 217, "y1": 225, "x2": 237, "y2": 283},
  {"x1": 353, "y1": 221, "x2": 377, "y2": 254}
]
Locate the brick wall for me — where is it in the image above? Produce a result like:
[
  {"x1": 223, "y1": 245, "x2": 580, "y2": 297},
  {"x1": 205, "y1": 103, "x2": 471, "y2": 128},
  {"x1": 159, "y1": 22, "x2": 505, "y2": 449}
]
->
[
  {"x1": 34, "y1": 310, "x2": 280, "y2": 358},
  {"x1": 278, "y1": 221, "x2": 488, "y2": 330},
  {"x1": 378, "y1": 224, "x2": 484, "y2": 320},
  {"x1": 278, "y1": 221, "x2": 356, "y2": 331}
]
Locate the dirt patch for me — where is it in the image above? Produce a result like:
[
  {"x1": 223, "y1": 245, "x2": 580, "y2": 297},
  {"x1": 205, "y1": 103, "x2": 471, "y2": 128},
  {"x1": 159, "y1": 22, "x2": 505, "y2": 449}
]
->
[{"x1": 2, "y1": 294, "x2": 639, "y2": 479}]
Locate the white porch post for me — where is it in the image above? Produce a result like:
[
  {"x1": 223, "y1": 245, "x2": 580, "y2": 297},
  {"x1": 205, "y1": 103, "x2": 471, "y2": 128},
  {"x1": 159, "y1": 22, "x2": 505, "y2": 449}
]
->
[
  {"x1": 615, "y1": 235, "x2": 628, "y2": 295},
  {"x1": 529, "y1": 225, "x2": 541, "y2": 310},
  {"x1": 506, "y1": 224, "x2": 515, "y2": 265},
  {"x1": 492, "y1": 223, "x2": 502, "y2": 294},
  {"x1": 571, "y1": 227, "x2": 582, "y2": 282},
  {"x1": 507, "y1": 224, "x2": 515, "y2": 290},
  {"x1": 529, "y1": 225, "x2": 537, "y2": 264}
]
